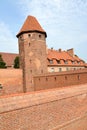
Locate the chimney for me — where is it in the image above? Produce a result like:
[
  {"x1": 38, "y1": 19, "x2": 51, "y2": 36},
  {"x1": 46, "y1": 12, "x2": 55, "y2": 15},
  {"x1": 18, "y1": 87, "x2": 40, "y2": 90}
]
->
[
  {"x1": 59, "y1": 48, "x2": 62, "y2": 52},
  {"x1": 51, "y1": 47, "x2": 53, "y2": 51},
  {"x1": 67, "y1": 48, "x2": 74, "y2": 57}
]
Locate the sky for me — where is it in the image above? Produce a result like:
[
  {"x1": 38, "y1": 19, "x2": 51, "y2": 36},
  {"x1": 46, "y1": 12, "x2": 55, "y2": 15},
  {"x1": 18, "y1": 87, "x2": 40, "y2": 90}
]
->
[{"x1": 0, "y1": 0, "x2": 87, "y2": 62}]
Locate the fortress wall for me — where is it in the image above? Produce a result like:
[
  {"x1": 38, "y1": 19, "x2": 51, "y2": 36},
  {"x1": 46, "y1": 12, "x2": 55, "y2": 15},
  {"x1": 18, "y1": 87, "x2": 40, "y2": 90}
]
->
[
  {"x1": 0, "y1": 84, "x2": 87, "y2": 130},
  {"x1": 34, "y1": 69, "x2": 87, "y2": 90},
  {"x1": 0, "y1": 69, "x2": 23, "y2": 96},
  {"x1": 0, "y1": 69, "x2": 87, "y2": 96}
]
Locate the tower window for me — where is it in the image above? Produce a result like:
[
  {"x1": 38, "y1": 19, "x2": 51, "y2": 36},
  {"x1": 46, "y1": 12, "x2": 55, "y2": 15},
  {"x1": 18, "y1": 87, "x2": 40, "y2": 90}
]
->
[
  {"x1": 39, "y1": 34, "x2": 41, "y2": 38},
  {"x1": 29, "y1": 43, "x2": 30, "y2": 46},
  {"x1": 28, "y1": 34, "x2": 31, "y2": 37}
]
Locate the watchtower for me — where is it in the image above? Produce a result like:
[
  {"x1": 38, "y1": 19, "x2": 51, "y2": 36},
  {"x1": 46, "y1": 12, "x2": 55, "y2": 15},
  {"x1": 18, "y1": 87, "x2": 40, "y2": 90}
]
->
[{"x1": 16, "y1": 16, "x2": 47, "y2": 92}]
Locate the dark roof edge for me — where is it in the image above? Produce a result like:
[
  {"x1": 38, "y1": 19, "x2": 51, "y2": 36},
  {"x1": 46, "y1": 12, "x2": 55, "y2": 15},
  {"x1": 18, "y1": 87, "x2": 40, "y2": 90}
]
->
[{"x1": 16, "y1": 30, "x2": 47, "y2": 38}]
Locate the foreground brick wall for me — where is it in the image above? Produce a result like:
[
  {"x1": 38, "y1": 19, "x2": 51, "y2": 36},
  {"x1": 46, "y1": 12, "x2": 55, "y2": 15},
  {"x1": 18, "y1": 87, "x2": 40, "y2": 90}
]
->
[
  {"x1": 0, "y1": 69, "x2": 23, "y2": 96},
  {"x1": 0, "y1": 84, "x2": 87, "y2": 130},
  {"x1": 34, "y1": 69, "x2": 87, "y2": 90}
]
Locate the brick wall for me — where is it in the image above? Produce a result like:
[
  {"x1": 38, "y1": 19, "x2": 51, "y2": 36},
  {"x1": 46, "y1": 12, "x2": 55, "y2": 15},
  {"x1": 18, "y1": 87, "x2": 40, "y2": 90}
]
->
[
  {"x1": 34, "y1": 69, "x2": 87, "y2": 91},
  {"x1": 0, "y1": 69, "x2": 23, "y2": 96},
  {"x1": 0, "y1": 84, "x2": 87, "y2": 130}
]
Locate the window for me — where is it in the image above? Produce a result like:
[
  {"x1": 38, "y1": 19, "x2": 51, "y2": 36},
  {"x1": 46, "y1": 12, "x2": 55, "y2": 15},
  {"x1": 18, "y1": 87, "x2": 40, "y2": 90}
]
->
[
  {"x1": 65, "y1": 76, "x2": 67, "y2": 80},
  {"x1": 59, "y1": 68, "x2": 62, "y2": 72},
  {"x1": 72, "y1": 61, "x2": 75, "y2": 64},
  {"x1": 29, "y1": 43, "x2": 30, "y2": 46},
  {"x1": 39, "y1": 34, "x2": 41, "y2": 38},
  {"x1": 50, "y1": 68, "x2": 54, "y2": 72},
  {"x1": 78, "y1": 75, "x2": 80, "y2": 80},
  {"x1": 78, "y1": 61, "x2": 80, "y2": 64},
  {"x1": 28, "y1": 34, "x2": 31, "y2": 37},
  {"x1": 57, "y1": 60, "x2": 60, "y2": 64},
  {"x1": 0, "y1": 84, "x2": 3, "y2": 89},
  {"x1": 65, "y1": 60, "x2": 68, "y2": 64},
  {"x1": 49, "y1": 60, "x2": 53, "y2": 64},
  {"x1": 66, "y1": 67, "x2": 69, "y2": 71}
]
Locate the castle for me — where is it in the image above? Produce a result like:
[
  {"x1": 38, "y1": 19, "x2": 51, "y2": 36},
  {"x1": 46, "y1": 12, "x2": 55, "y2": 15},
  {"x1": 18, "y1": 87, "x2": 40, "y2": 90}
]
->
[{"x1": 0, "y1": 15, "x2": 87, "y2": 130}]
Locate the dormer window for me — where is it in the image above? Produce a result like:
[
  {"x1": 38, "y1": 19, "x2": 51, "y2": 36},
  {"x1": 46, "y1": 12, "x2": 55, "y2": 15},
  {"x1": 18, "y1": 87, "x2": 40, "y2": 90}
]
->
[
  {"x1": 78, "y1": 61, "x2": 80, "y2": 64},
  {"x1": 65, "y1": 60, "x2": 68, "y2": 64},
  {"x1": 49, "y1": 60, "x2": 53, "y2": 64},
  {"x1": 72, "y1": 61, "x2": 75, "y2": 64},
  {"x1": 57, "y1": 60, "x2": 60, "y2": 64}
]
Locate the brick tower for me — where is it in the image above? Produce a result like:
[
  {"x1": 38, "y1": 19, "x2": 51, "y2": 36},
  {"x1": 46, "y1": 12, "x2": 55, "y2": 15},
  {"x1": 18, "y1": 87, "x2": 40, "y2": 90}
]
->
[{"x1": 16, "y1": 16, "x2": 47, "y2": 92}]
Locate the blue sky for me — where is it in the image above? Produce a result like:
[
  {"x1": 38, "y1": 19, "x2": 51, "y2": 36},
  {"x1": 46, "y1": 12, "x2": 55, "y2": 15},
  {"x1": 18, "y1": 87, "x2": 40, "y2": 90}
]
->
[{"x1": 0, "y1": 0, "x2": 87, "y2": 62}]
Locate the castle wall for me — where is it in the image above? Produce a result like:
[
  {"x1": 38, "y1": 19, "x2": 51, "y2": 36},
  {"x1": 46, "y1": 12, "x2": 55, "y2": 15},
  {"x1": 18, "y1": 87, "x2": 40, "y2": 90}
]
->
[
  {"x1": 0, "y1": 69, "x2": 87, "y2": 96},
  {"x1": 34, "y1": 69, "x2": 87, "y2": 90},
  {"x1": 0, "y1": 84, "x2": 87, "y2": 130},
  {"x1": 0, "y1": 69, "x2": 23, "y2": 96}
]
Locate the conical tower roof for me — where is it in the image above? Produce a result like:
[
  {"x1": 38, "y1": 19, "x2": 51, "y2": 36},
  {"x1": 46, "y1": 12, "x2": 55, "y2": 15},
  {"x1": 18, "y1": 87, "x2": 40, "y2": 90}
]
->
[{"x1": 16, "y1": 15, "x2": 47, "y2": 37}]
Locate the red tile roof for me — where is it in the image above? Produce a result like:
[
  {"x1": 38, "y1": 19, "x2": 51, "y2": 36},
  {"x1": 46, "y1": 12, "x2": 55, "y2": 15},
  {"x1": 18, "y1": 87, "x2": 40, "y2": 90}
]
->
[
  {"x1": 16, "y1": 15, "x2": 47, "y2": 37},
  {"x1": 0, "y1": 49, "x2": 86, "y2": 67},
  {"x1": 47, "y1": 49, "x2": 85, "y2": 66},
  {"x1": 0, "y1": 52, "x2": 18, "y2": 67}
]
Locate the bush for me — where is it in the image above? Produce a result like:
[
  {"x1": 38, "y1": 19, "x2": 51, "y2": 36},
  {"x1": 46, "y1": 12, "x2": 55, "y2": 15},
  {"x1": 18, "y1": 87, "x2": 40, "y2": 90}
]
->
[
  {"x1": 0, "y1": 54, "x2": 7, "y2": 68},
  {"x1": 14, "y1": 56, "x2": 19, "y2": 68}
]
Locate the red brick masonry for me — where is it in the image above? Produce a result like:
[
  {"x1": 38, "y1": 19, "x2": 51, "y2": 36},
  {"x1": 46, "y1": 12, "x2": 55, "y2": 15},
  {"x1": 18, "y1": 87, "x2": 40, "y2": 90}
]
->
[
  {"x1": 34, "y1": 69, "x2": 87, "y2": 90},
  {"x1": 0, "y1": 69, "x2": 87, "y2": 95},
  {"x1": 0, "y1": 69, "x2": 23, "y2": 96},
  {"x1": 0, "y1": 84, "x2": 87, "y2": 130}
]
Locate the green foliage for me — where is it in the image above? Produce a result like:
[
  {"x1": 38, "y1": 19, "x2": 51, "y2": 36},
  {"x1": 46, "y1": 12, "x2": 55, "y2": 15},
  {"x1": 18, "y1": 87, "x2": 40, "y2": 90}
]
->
[
  {"x1": 14, "y1": 56, "x2": 20, "y2": 68},
  {"x1": 0, "y1": 54, "x2": 7, "y2": 68}
]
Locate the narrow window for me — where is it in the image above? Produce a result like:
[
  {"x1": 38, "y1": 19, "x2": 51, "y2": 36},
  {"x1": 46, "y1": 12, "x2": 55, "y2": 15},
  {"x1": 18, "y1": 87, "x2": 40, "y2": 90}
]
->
[
  {"x1": 46, "y1": 77, "x2": 48, "y2": 81},
  {"x1": 0, "y1": 84, "x2": 3, "y2": 89},
  {"x1": 28, "y1": 34, "x2": 31, "y2": 37},
  {"x1": 55, "y1": 77, "x2": 56, "y2": 81},
  {"x1": 78, "y1": 75, "x2": 80, "y2": 80},
  {"x1": 29, "y1": 43, "x2": 30, "y2": 46},
  {"x1": 65, "y1": 76, "x2": 67, "y2": 80}
]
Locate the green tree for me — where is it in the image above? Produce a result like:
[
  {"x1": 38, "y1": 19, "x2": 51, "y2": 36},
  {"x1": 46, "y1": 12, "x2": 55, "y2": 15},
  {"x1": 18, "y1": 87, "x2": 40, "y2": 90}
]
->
[
  {"x1": 0, "y1": 54, "x2": 7, "y2": 68},
  {"x1": 14, "y1": 56, "x2": 20, "y2": 68}
]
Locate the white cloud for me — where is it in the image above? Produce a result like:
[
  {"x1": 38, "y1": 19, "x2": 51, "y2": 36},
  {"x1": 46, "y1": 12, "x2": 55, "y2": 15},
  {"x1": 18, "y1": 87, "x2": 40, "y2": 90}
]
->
[
  {"x1": 0, "y1": 22, "x2": 18, "y2": 53},
  {"x1": 17, "y1": 0, "x2": 87, "y2": 55}
]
